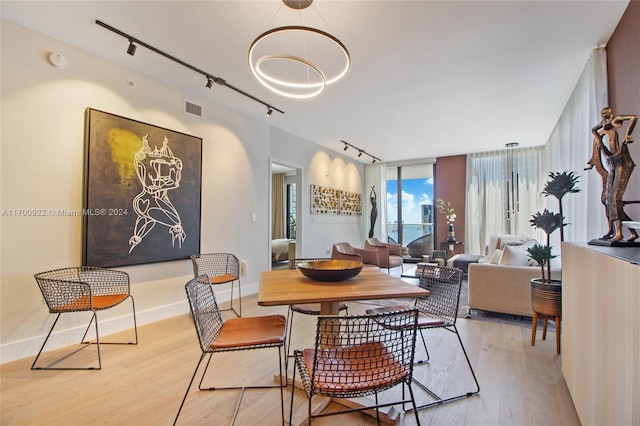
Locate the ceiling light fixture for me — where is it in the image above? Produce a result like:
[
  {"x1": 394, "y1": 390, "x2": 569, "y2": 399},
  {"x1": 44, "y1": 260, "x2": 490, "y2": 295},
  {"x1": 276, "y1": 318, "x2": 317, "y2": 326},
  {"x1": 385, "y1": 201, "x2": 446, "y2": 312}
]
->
[
  {"x1": 505, "y1": 142, "x2": 520, "y2": 226},
  {"x1": 96, "y1": 20, "x2": 284, "y2": 115},
  {"x1": 127, "y1": 41, "x2": 137, "y2": 56},
  {"x1": 248, "y1": 0, "x2": 350, "y2": 99},
  {"x1": 266, "y1": 108, "x2": 273, "y2": 116},
  {"x1": 341, "y1": 140, "x2": 381, "y2": 164}
]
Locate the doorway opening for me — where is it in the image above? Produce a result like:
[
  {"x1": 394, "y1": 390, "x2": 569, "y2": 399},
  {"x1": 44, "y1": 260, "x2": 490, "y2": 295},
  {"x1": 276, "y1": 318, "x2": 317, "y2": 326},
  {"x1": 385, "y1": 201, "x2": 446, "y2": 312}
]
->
[{"x1": 271, "y1": 161, "x2": 301, "y2": 270}]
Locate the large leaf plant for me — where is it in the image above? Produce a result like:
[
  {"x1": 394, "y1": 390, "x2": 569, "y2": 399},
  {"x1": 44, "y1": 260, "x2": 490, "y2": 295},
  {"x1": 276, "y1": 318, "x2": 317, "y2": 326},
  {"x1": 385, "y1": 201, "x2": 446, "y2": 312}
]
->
[{"x1": 527, "y1": 171, "x2": 580, "y2": 283}]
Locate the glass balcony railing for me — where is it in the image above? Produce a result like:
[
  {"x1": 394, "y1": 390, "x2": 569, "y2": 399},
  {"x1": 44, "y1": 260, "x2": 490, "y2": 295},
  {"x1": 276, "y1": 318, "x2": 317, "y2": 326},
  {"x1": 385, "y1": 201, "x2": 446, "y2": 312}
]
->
[{"x1": 387, "y1": 223, "x2": 434, "y2": 245}]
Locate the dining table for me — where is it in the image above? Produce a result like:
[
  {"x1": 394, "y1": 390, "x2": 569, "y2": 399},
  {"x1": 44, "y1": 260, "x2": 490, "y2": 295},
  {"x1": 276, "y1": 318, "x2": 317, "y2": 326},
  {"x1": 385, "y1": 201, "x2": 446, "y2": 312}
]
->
[
  {"x1": 258, "y1": 266, "x2": 428, "y2": 314},
  {"x1": 258, "y1": 265, "x2": 429, "y2": 425}
]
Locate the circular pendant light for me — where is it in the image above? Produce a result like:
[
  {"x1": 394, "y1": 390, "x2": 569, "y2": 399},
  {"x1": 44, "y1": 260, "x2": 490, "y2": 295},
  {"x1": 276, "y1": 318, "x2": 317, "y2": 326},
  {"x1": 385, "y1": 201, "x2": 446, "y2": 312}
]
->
[{"x1": 248, "y1": 2, "x2": 350, "y2": 99}]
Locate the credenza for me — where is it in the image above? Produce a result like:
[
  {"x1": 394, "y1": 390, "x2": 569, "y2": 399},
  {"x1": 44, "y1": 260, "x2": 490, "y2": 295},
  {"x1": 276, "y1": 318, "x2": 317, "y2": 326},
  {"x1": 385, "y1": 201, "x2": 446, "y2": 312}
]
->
[{"x1": 562, "y1": 242, "x2": 639, "y2": 425}]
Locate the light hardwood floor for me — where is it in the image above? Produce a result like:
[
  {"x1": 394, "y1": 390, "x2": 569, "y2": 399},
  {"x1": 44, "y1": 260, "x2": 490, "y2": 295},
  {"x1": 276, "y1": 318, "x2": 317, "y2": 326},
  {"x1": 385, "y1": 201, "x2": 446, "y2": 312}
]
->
[{"x1": 1, "y1": 288, "x2": 580, "y2": 425}]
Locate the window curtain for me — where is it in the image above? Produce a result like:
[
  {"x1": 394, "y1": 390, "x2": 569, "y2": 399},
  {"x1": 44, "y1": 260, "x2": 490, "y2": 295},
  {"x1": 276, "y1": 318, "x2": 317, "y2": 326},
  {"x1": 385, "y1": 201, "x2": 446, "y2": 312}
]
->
[
  {"x1": 466, "y1": 48, "x2": 608, "y2": 255},
  {"x1": 543, "y1": 47, "x2": 608, "y2": 248},
  {"x1": 466, "y1": 146, "x2": 545, "y2": 255},
  {"x1": 364, "y1": 163, "x2": 385, "y2": 241},
  {"x1": 271, "y1": 173, "x2": 285, "y2": 239}
]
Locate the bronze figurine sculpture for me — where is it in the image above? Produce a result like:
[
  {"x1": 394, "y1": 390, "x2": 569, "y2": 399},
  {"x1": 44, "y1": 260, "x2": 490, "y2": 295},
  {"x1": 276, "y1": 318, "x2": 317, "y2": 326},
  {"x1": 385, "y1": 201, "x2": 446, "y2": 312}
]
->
[
  {"x1": 586, "y1": 107, "x2": 638, "y2": 243},
  {"x1": 369, "y1": 186, "x2": 377, "y2": 238}
]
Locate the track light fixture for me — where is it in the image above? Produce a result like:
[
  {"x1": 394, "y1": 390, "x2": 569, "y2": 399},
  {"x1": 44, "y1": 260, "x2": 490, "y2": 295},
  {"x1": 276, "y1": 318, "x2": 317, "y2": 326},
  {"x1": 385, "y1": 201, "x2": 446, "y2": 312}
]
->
[
  {"x1": 127, "y1": 41, "x2": 137, "y2": 56},
  {"x1": 96, "y1": 20, "x2": 284, "y2": 115},
  {"x1": 340, "y1": 140, "x2": 382, "y2": 164},
  {"x1": 266, "y1": 108, "x2": 273, "y2": 117}
]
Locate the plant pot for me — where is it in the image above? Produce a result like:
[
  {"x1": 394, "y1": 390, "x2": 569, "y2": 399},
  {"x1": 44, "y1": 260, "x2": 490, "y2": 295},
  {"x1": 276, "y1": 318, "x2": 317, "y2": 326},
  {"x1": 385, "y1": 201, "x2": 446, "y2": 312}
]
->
[{"x1": 530, "y1": 278, "x2": 562, "y2": 317}]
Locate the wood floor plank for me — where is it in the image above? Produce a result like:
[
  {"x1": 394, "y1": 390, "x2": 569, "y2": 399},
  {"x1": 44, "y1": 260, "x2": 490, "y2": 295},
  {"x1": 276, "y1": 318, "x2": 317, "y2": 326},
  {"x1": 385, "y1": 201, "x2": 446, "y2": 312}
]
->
[{"x1": 1, "y1": 289, "x2": 580, "y2": 425}]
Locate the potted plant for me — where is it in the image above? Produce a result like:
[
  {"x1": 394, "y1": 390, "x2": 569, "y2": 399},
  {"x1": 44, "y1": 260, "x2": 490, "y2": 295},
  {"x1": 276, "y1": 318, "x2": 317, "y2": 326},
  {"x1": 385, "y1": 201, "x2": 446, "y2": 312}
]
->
[
  {"x1": 541, "y1": 171, "x2": 581, "y2": 243},
  {"x1": 528, "y1": 208, "x2": 563, "y2": 285},
  {"x1": 527, "y1": 170, "x2": 580, "y2": 283},
  {"x1": 527, "y1": 171, "x2": 580, "y2": 352}
]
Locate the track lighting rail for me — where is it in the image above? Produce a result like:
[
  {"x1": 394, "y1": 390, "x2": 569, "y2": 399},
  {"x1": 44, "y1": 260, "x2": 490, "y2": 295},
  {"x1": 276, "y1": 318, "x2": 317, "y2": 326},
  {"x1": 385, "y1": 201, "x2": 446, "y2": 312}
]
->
[
  {"x1": 95, "y1": 20, "x2": 284, "y2": 115},
  {"x1": 341, "y1": 140, "x2": 381, "y2": 163}
]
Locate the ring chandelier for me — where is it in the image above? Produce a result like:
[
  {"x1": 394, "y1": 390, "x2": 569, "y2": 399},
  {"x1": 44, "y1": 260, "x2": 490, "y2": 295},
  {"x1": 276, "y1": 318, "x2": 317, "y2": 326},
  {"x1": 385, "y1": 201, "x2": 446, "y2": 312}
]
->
[{"x1": 248, "y1": 0, "x2": 350, "y2": 99}]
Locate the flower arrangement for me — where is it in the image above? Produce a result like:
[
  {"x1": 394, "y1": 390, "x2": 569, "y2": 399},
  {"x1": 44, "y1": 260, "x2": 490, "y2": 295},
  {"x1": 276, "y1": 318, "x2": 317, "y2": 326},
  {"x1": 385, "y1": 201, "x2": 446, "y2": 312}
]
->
[{"x1": 435, "y1": 198, "x2": 456, "y2": 225}]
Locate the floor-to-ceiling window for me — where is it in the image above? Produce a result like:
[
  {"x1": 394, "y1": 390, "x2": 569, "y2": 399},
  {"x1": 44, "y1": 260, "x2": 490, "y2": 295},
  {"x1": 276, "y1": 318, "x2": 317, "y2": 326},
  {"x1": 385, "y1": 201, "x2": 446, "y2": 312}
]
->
[{"x1": 386, "y1": 163, "x2": 434, "y2": 246}]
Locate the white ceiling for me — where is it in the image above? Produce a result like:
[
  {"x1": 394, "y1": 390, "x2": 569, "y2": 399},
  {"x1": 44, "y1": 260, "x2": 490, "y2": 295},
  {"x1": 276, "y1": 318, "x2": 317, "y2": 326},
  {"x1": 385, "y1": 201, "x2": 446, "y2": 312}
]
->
[{"x1": 1, "y1": 1, "x2": 629, "y2": 163}]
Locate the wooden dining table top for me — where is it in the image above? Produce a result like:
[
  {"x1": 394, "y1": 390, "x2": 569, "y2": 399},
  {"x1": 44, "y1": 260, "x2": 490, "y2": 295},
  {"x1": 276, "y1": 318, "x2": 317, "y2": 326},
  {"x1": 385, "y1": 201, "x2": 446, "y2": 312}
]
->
[{"x1": 258, "y1": 267, "x2": 428, "y2": 314}]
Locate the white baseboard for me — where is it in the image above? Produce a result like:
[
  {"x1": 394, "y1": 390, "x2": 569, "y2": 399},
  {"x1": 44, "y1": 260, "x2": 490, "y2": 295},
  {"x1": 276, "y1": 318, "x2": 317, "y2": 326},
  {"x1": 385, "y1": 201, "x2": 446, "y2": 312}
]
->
[{"x1": 0, "y1": 281, "x2": 259, "y2": 365}]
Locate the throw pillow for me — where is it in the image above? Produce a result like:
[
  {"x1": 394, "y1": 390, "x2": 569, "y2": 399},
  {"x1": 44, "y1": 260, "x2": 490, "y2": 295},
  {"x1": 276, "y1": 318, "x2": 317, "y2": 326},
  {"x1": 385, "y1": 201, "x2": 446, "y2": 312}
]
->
[
  {"x1": 489, "y1": 249, "x2": 503, "y2": 264},
  {"x1": 499, "y1": 245, "x2": 531, "y2": 266}
]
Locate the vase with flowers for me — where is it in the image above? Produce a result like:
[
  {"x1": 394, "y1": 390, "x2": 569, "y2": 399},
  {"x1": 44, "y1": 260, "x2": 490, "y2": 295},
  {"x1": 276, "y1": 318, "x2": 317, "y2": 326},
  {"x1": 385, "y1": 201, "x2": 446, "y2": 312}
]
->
[{"x1": 436, "y1": 198, "x2": 457, "y2": 243}]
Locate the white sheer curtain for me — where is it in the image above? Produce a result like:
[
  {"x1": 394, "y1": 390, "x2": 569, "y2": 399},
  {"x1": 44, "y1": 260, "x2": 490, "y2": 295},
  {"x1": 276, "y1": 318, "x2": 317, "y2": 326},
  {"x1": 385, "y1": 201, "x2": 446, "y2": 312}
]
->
[
  {"x1": 544, "y1": 47, "x2": 609, "y2": 248},
  {"x1": 466, "y1": 48, "x2": 608, "y2": 255},
  {"x1": 466, "y1": 147, "x2": 545, "y2": 254}
]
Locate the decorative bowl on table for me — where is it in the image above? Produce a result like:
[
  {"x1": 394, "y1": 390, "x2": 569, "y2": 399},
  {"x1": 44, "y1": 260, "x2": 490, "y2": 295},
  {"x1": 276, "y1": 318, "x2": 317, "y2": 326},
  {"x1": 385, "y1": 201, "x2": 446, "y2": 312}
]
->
[{"x1": 298, "y1": 259, "x2": 364, "y2": 282}]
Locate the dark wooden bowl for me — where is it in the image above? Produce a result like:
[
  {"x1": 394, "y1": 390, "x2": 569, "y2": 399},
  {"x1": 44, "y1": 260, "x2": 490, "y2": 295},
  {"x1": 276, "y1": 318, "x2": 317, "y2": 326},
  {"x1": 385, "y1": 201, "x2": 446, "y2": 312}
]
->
[{"x1": 298, "y1": 259, "x2": 364, "y2": 282}]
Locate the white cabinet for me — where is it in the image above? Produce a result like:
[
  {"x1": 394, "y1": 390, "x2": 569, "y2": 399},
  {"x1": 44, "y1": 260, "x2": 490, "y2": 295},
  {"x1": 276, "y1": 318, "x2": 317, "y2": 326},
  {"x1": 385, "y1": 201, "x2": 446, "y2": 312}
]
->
[{"x1": 562, "y1": 242, "x2": 639, "y2": 425}]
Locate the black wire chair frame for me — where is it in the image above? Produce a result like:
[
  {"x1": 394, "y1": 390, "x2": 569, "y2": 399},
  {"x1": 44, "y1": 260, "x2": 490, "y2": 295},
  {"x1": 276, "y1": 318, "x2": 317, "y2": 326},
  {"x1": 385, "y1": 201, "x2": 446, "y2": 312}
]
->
[
  {"x1": 191, "y1": 253, "x2": 242, "y2": 317},
  {"x1": 289, "y1": 309, "x2": 421, "y2": 425},
  {"x1": 32, "y1": 266, "x2": 138, "y2": 370},
  {"x1": 285, "y1": 258, "x2": 349, "y2": 366},
  {"x1": 174, "y1": 275, "x2": 286, "y2": 426},
  {"x1": 410, "y1": 265, "x2": 480, "y2": 410}
]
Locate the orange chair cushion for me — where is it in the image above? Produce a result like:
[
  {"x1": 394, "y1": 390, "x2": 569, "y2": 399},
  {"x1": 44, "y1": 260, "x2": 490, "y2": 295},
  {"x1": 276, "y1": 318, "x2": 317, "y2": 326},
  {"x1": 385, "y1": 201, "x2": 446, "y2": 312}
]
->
[
  {"x1": 208, "y1": 273, "x2": 238, "y2": 284},
  {"x1": 291, "y1": 303, "x2": 348, "y2": 315},
  {"x1": 52, "y1": 294, "x2": 129, "y2": 312},
  {"x1": 366, "y1": 305, "x2": 445, "y2": 327},
  {"x1": 211, "y1": 315, "x2": 286, "y2": 349},
  {"x1": 302, "y1": 341, "x2": 408, "y2": 394}
]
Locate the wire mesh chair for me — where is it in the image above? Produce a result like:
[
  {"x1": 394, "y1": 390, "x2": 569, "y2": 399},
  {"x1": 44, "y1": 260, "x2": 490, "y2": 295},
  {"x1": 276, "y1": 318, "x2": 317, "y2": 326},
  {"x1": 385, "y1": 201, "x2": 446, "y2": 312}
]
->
[
  {"x1": 32, "y1": 266, "x2": 138, "y2": 370},
  {"x1": 366, "y1": 264, "x2": 480, "y2": 410},
  {"x1": 286, "y1": 258, "x2": 349, "y2": 365},
  {"x1": 289, "y1": 309, "x2": 421, "y2": 425},
  {"x1": 174, "y1": 275, "x2": 286, "y2": 426},
  {"x1": 191, "y1": 253, "x2": 242, "y2": 317}
]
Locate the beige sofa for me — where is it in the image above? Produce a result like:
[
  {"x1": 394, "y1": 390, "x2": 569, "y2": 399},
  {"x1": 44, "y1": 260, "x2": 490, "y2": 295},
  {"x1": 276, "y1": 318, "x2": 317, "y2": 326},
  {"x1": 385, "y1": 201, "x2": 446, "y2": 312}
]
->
[
  {"x1": 468, "y1": 263, "x2": 561, "y2": 317},
  {"x1": 467, "y1": 234, "x2": 561, "y2": 317}
]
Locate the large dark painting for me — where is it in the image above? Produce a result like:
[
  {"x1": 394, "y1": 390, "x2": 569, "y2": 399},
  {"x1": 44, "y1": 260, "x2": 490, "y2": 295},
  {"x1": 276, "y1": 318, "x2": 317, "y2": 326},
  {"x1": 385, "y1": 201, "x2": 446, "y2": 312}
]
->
[{"x1": 83, "y1": 108, "x2": 202, "y2": 267}]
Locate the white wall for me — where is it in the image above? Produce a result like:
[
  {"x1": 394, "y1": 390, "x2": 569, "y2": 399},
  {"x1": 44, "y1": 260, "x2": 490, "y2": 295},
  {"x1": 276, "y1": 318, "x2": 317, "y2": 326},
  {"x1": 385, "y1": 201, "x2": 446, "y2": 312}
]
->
[
  {"x1": 0, "y1": 20, "x2": 364, "y2": 363},
  {"x1": 270, "y1": 127, "x2": 366, "y2": 258}
]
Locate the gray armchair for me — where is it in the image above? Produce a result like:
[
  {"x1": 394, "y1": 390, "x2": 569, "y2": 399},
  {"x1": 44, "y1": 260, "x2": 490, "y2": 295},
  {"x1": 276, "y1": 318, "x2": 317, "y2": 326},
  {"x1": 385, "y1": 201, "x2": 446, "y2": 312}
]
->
[{"x1": 406, "y1": 234, "x2": 434, "y2": 260}]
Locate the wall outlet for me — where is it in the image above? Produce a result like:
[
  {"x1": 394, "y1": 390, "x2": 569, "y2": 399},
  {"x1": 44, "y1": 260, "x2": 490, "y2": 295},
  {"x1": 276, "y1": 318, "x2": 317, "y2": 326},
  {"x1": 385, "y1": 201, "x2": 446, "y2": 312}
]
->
[{"x1": 240, "y1": 259, "x2": 248, "y2": 276}]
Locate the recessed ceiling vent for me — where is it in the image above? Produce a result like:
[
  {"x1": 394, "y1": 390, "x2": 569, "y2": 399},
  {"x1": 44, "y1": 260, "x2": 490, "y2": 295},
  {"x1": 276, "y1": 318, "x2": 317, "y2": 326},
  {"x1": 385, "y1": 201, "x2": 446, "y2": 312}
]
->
[{"x1": 183, "y1": 99, "x2": 203, "y2": 118}]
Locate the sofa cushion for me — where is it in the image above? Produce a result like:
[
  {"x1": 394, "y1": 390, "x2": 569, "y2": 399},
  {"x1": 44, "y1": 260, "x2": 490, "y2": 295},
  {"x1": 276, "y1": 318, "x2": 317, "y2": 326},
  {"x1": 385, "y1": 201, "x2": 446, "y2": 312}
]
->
[
  {"x1": 489, "y1": 249, "x2": 503, "y2": 264},
  {"x1": 499, "y1": 245, "x2": 532, "y2": 266}
]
